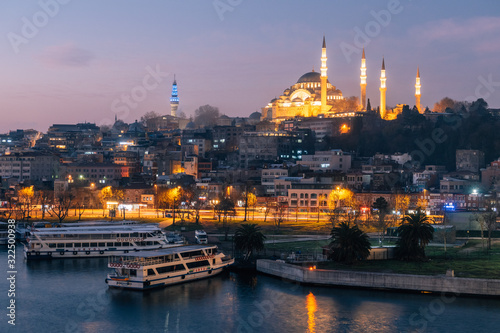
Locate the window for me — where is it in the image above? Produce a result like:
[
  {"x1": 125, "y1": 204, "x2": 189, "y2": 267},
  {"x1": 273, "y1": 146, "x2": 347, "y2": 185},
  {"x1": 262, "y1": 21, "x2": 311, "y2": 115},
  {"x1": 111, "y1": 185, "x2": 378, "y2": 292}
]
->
[{"x1": 186, "y1": 260, "x2": 210, "y2": 269}]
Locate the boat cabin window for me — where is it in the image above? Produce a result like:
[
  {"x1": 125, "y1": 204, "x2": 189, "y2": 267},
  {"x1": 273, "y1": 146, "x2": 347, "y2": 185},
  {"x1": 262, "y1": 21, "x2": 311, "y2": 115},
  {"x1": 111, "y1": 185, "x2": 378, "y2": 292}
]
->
[
  {"x1": 156, "y1": 264, "x2": 185, "y2": 274},
  {"x1": 91, "y1": 243, "x2": 97, "y2": 247},
  {"x1": 131, "y1": 232, "x2": 139, "y2": 237},
  {"x1": 57, "y1": 244, "x2": 65, "y2": 248},
  {"x1": 115, "y1": 242, "x2": 121, "y2": 247},
  {"x1": 123, "y1": 242, "x2": 130, "y2": 247},
  {"x1": 82, "y1": 243, "x2": 90, "y2": 247},
  {"x1": 49, "y1": 243, "x2": 56, "y2": 248},
  {"x1": 74, "y1": 243, "x2": 81, "y2": 247},
  {"x1": 147, "y1": 269, "x2": 156, "y2": 276},
  {"x1": 186, "y1": 260, "x2": 210, "y2": 269},
  {"x1": 180, "y1": 250, "x2": 204, "y2": 258},
  {"x1": 99, "y1": 243, "x2": 105, "y2": 247},
  {"x1": 120, "y1": 233, "x2": 129, "y2": 237},
  {"x1": 107, "y1": 242, "x2": 114, "y2": 247},
  {"x1": 103, "y1": 234, "x2": 113, "y2": 239},
  {"x1": 65, "y1": 243, "x2": 72, "y2": 248},
  {"x1": 130, "y1": 270, "x2": 137, "y2": 277}
]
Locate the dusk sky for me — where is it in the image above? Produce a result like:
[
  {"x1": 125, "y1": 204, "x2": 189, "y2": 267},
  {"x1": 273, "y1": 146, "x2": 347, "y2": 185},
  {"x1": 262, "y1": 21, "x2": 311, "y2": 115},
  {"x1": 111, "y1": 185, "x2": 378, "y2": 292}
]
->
[{"x1": 1, "y1": 0, "x2": 500, "y2": 132}]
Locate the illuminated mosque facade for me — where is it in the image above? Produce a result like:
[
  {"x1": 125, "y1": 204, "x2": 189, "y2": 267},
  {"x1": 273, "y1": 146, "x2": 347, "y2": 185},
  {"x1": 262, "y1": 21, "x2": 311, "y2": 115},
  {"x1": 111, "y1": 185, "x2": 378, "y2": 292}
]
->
[{"x1": 261, "y1": 37, "x2": 422, "y2": 122}]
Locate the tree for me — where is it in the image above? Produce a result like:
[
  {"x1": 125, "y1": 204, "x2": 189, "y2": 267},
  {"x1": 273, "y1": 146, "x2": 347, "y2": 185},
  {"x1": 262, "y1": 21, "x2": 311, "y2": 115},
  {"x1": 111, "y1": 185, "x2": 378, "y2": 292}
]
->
[
  {"x1": 234, "y1": 224, "x2": 266, "y2": 261},
  {"x1": 215, "y1": 197, "x2": 236, "y2": 240},
  {"x1": 328, "y1": 187, "x2": 357, "y2": 227},
  {"x1": 18, "y1": 186, "x2": 34, "y2": 221},
  {"x1": 273, "y1": 200, "x2": 287, "y2": 233},
  {"x1": 395, "y1": 211, "x2": 434, "y2": 261},
  {"x1": 372, "y1": 197, "x2": 389, "y2": 245},
  {"x1": 159, "y1": 187, "x2": 183, "y2": 224},
  {"x1": 51, "y1": 191, "x2": 74, "y2": 223},
  {"x1": 140, "y1": 111, "x2": 160, "y2": 127},
  {"x1": 334, "y1": 96, "x2": 360, "y2": 113},
  {"x1": 36, "y1": 189, "x2": 53, "y2": 220},
  {"x1": 328, "y1": 222, "x2": 371, "y2": 264},
  {"x1": 98, "y1": 186, "x2": 124, "y2": 217},
  {"x1": 263, "y1": 197, "x2": 274, "y2": 223},
  {"x1": 194, "y1": 104, "x2": 220, "y2": 128},
  {"x1": 479, "y1": 211, "x2": 497, "y2": 252}
]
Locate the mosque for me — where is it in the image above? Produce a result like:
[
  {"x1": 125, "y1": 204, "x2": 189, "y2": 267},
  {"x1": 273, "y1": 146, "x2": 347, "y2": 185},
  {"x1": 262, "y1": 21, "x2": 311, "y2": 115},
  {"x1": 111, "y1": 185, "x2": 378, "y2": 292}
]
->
[{"x1": 261, "y1": 37, "x2": 422, "y2": 122}]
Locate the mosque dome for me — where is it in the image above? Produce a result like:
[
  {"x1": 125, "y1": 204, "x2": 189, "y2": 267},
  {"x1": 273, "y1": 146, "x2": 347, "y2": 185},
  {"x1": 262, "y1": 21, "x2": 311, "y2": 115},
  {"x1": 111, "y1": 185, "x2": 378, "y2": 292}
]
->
[
  {"x1": 297, "y1": 71, "x2": 321, "y2": 83},
  {"x1": 249, "y1": 111, "x2": 262, "y2": 120}
]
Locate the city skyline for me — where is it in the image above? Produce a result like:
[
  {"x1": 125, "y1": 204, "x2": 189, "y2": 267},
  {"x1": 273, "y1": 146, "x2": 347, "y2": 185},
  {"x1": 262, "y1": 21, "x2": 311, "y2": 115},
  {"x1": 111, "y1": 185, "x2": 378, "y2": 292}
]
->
[{"x1": 1, "y1": 0, "x2": 500, "y2": 132}]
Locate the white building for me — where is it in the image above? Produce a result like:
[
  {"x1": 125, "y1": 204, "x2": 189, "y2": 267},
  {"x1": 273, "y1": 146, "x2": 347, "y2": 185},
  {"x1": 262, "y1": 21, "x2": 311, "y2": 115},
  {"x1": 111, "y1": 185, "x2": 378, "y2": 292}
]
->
[
  {"x1": 298, "y1": 149, "x2": 351, "y2": 173},
  {"x1": 261, "y1": 166, "x2": 289, "y2": 195}
]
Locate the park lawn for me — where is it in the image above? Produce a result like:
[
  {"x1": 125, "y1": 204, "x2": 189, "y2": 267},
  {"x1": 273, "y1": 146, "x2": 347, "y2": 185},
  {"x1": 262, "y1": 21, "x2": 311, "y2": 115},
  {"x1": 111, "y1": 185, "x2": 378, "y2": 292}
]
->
[{"x1": 264, "y1": 238, "x2": 500, "y2": 279}]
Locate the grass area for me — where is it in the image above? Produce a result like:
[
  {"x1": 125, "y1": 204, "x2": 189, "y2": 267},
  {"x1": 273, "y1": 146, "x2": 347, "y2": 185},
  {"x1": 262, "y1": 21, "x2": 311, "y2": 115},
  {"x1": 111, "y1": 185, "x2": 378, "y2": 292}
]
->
[{"x1": 260, "y1": 237, "x2": 500, "y2": 279}]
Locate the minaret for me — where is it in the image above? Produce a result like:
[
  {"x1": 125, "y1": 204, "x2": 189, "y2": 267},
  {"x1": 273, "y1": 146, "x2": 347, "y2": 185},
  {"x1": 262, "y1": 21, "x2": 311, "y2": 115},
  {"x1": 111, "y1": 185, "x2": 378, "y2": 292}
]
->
[
  {"x1": 170, "y1": 75, "x2": 179, "y2": 117},
  {"x1": 320, "y1": 36, "x2": 328, "y2": 113},
  {"x1": 415, "y1": 67, "x2": 422, "y2": 113},
  {"x1": 360, "y1": 48, "x2": 367, "y2": 110},
  {"x1": 379, "y1": 58, "x2": 387, "y2": 119}
]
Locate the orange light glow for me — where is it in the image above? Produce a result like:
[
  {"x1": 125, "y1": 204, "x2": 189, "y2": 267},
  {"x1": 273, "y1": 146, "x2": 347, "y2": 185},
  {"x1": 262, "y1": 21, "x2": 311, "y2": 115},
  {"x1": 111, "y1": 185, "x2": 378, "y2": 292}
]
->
[
  {"x1": 340, "y1": 124, "x2": 350, "y2": 134},
  {"x1": 306, "y1": 292, "x2": 317, "y2": 333}
]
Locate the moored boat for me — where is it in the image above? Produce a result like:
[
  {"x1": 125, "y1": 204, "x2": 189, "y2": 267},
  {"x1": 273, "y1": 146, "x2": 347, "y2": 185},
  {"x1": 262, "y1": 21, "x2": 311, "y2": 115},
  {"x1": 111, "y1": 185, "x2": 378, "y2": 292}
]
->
[
  {"x1": 105, "y1": 245, "x2": 234, "y2": 290},
  {"x1": 24, "y1": 223, "x2": 179, "y2": 260}
]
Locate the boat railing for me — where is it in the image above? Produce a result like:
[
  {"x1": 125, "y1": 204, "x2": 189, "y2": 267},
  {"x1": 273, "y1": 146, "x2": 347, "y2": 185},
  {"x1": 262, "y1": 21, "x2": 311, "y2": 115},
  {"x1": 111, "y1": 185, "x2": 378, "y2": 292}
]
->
[{"x1": 109, "y1": 256, "x2": 181, "y2": 267}]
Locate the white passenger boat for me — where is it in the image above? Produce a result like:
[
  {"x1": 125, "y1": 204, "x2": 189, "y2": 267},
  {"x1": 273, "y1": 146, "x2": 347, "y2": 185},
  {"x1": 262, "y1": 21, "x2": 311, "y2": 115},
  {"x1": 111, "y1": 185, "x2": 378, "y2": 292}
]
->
[
  {"x1": 105, "y1": 245, "x2": 234, "y2": 290},
  {"x1": 23, "y1": 223, "x2": 178, "y2": 260},
  {"x1": 16, "y1": 220, "x2": 141, "y2": 241}
]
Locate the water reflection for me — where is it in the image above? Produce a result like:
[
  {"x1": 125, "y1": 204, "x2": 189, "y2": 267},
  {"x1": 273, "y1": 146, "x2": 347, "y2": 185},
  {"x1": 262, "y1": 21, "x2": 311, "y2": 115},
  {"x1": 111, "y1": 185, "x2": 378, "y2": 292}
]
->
[{"x1": 306, "y1": 292, "x2": 317, "y2": 333}]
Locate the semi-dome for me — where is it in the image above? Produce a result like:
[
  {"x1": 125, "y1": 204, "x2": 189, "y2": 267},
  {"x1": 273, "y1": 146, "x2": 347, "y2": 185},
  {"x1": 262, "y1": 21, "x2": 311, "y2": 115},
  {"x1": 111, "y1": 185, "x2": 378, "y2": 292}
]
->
[
  {"x1": 249, "y1": 111, "x2": 261, "y2": 120},
  {"x1": 297, "y1": 71, "x2": 321, "y2": 83}
]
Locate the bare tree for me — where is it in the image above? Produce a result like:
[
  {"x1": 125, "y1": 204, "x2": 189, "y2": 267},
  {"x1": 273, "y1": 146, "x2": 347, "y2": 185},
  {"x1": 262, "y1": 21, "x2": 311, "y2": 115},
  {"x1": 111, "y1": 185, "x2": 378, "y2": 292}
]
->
[
  {"x1": 194, "y1": 104, "x2": 220, "y2": 128},
  {"x1": 51, "y1": 192, "x2": 74, "y2": 223},
  {"x1": 36, "y1": 189, "x2": 53, "y2": 220}
]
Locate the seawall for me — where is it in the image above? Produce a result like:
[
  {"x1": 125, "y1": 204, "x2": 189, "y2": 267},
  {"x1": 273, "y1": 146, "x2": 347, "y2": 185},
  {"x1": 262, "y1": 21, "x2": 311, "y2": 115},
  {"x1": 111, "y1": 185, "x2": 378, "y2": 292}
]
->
[{"x1": 256, "y1": 259, "x2": 500, "y2": 297}]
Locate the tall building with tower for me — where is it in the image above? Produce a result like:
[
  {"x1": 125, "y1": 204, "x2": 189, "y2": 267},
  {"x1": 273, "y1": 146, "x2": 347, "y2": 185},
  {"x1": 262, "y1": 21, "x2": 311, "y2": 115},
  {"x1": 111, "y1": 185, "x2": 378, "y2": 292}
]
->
[
  {"x1": 379, "y1": 58, "x2": 387, "y2": 119},
  {"x1": 170, "y1": 76, "x2": 179, "y2": 117},
  {"x1": 360, "y1": 48, "x2": 367, "y2": 111},
  {"x1": 415, "y1": 67, "x2": 421, "y2": 113}
]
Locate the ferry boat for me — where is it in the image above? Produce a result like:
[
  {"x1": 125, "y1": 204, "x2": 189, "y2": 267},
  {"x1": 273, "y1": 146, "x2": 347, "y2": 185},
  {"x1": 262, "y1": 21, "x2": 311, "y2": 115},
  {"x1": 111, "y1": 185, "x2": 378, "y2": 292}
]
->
[
  {"x1": 24, "y1": 223, "x2": 178, "y2": 260},
  {"x1": 16, "y1": 220, "x2": 140, "y2": 241},
  {"x1": 105, "y1": 245, "x2": 234, "y2": 290}
]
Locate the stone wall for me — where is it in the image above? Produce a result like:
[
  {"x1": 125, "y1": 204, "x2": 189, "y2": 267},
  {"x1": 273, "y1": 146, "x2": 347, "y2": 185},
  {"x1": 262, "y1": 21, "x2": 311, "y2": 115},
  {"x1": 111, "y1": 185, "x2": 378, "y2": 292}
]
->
[{"x1": 257, "y1": 259, "x2": 500, "y2": 296}]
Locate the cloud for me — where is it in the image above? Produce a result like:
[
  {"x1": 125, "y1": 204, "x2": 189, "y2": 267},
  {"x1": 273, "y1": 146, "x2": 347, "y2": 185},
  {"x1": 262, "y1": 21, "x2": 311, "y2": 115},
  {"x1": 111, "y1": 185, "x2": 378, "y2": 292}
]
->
[
  {"x1": 38, "y1": 43, "x2": 95, "y2": 67},
  {"x1": 410, "y1": 16, "x2": 500, "y2": 52}
]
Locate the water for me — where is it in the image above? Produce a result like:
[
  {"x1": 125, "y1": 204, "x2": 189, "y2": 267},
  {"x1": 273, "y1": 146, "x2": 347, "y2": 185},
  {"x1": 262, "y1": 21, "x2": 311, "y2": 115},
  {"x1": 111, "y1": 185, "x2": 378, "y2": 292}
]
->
[{"x1": 2, "y1": 245, "x2": 500, "y2": 333}]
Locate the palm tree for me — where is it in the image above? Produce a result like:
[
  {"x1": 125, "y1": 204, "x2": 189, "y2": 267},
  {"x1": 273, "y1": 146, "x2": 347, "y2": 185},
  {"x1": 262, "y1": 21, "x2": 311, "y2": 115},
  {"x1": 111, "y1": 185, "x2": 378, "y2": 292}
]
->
[
  {"x1": 329, "y1": 222, "x2": 371, "y2": 264},
  {"x1": 234, "y1": 224, "x2": 266, "y2": 261},
  {"x1": 396, "y1": 211, "x2": 434, "y2": 261},
  {"x1": 372, "y1": 197, "x2": 389, "y2": 245}
]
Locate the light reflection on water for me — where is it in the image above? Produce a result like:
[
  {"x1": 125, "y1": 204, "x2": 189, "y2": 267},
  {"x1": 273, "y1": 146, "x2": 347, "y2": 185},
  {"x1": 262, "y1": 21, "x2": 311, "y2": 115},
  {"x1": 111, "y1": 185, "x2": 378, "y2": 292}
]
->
[
  {"x1": 2, "y1": 246, "x2": 500, "y2": 333},
  {"x1": 306, "y1": 292, "x2": 317, "y2": 333}
]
